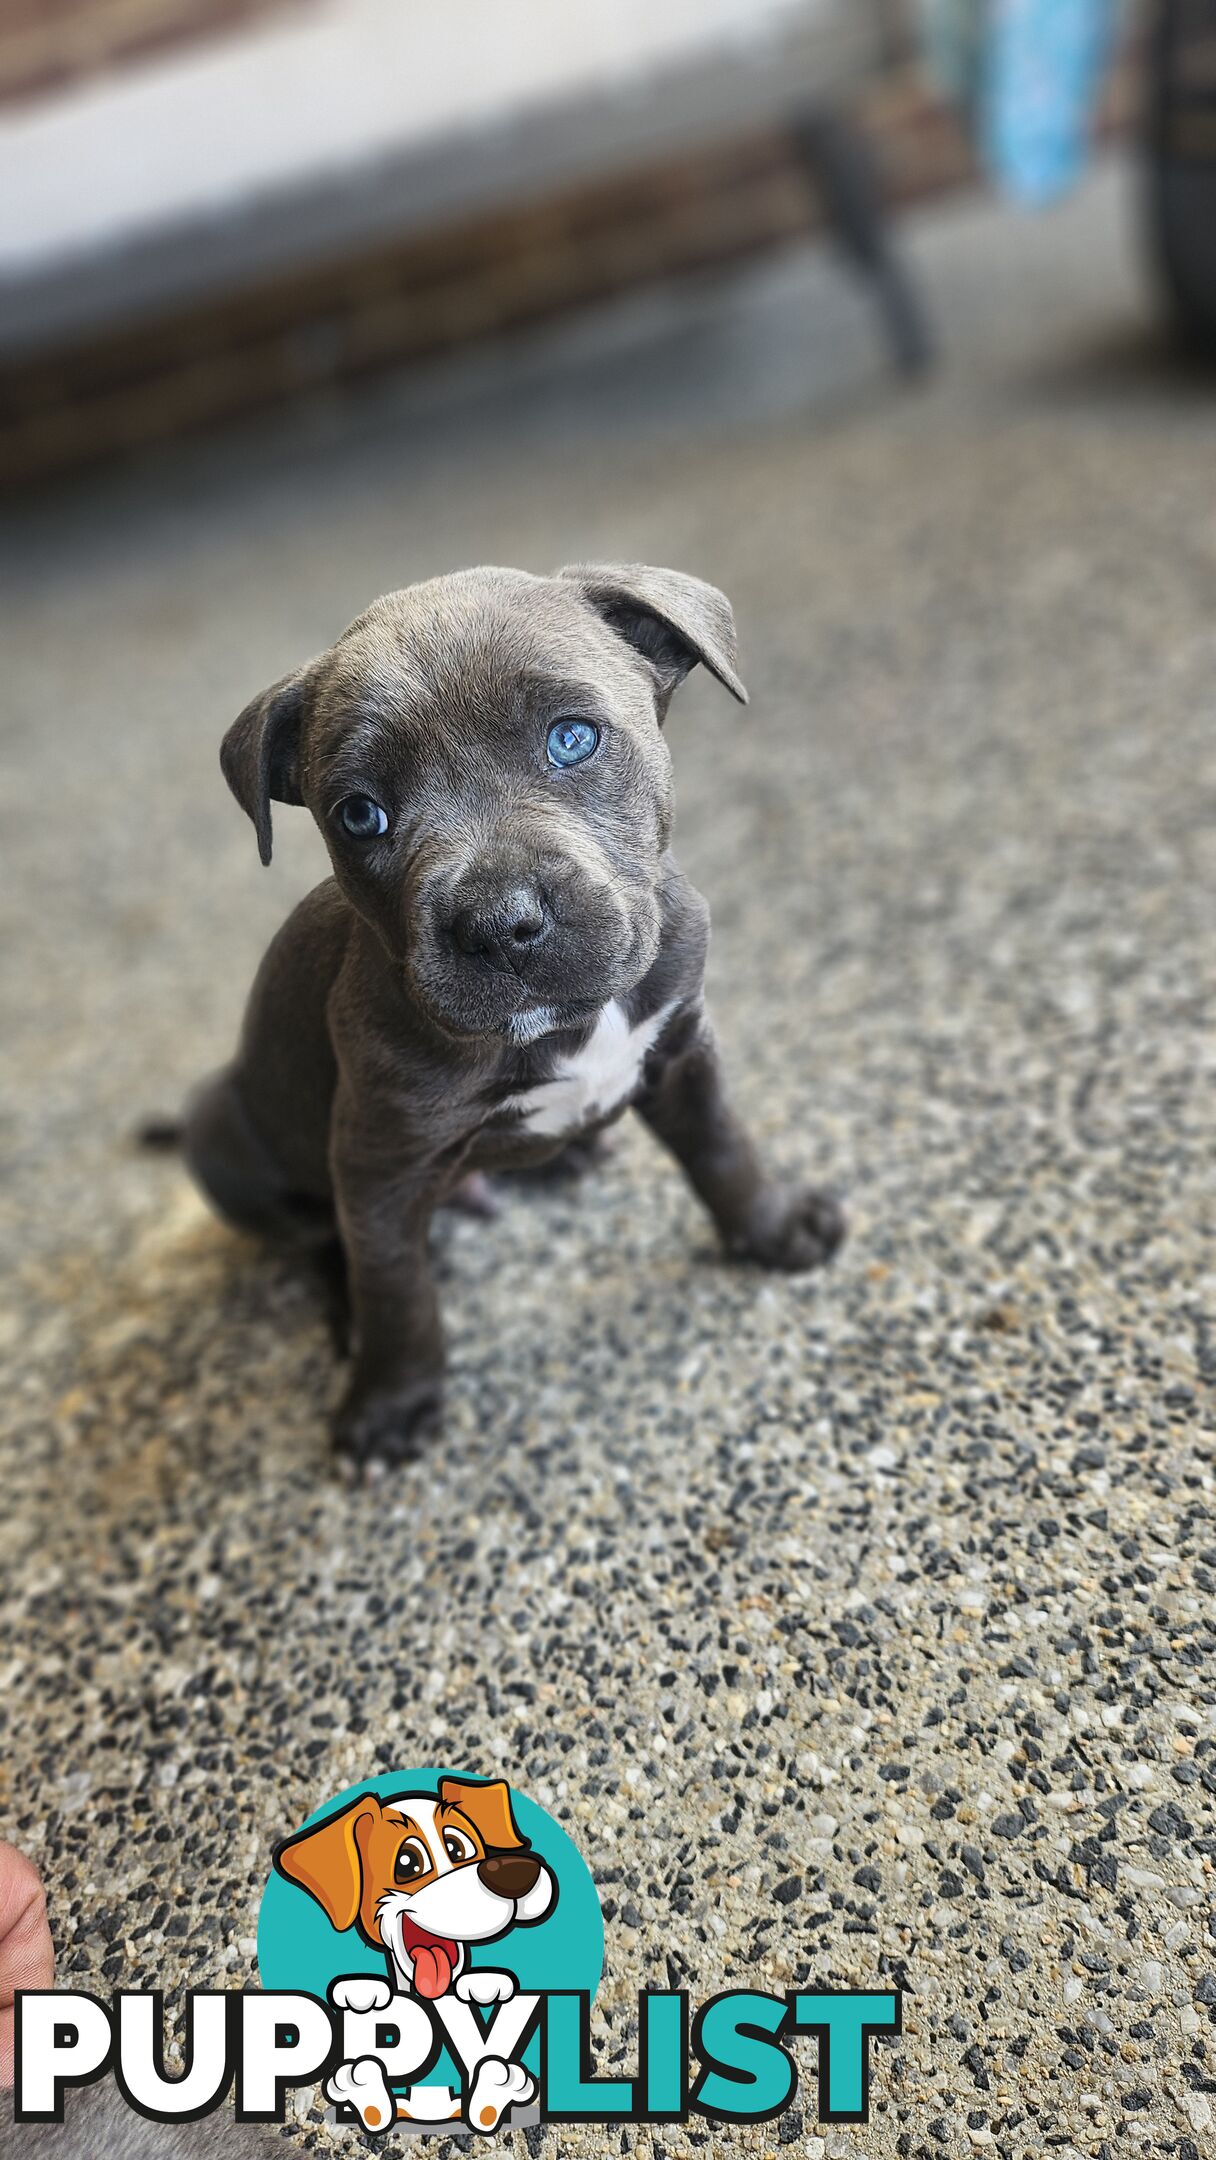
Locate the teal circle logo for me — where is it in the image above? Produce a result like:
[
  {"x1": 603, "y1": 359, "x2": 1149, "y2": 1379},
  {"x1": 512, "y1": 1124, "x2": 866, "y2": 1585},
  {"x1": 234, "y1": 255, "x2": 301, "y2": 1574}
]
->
[{"x1": 258, "y1": 1770, "x2": 602, "y2": 2132}]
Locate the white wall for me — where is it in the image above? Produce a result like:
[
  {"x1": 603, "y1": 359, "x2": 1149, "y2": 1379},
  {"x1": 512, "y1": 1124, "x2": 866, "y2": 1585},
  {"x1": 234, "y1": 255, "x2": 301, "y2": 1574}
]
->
[{"x1": 0, "y1": 0, "x2": 819, "y2": 273}]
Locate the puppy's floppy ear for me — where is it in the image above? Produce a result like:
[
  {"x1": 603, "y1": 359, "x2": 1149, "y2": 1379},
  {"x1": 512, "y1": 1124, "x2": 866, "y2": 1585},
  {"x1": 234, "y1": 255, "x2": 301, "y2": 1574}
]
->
[
  {"x1": 220, "y1": 661, "x2": 316, "y2": 866},
  {"x1": 439, "y1": 1777, "x2": 526, "y2": 1852},
  {"x1": 273, "y1": 1792, "x2": 382, "y2": 1933},
  {"x1": 559, "y1": 562, "x2": 747, "y2": 714}
]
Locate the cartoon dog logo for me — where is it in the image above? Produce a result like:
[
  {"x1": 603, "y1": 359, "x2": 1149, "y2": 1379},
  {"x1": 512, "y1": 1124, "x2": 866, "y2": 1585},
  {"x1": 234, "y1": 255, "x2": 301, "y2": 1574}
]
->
[{"x1": 274, "y1": 1777, "x2": 556, "y2": 2132}]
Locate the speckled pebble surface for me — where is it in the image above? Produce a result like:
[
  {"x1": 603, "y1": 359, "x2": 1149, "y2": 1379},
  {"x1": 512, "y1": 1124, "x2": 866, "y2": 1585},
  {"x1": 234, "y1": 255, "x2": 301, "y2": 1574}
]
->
[{"x1": 2, "y1": 163, "x2": 1214, "y2": 2160}]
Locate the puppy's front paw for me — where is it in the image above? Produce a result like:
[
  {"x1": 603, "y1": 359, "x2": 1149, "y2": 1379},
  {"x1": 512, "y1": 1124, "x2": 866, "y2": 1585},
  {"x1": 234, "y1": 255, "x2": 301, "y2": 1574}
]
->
[
  {"x1": 329, "y1": 1974, "x2": 394, "y2": 2015},
  {"x1": 729, "y1": 1184, "x2": 846, "y2": 1273},
  {"x1": 455, "y1": 1968, "x2": 516, "y2": 2006},
  {"x1": 334, "y1": 1380, "x2": 444, "y2": 1476}
]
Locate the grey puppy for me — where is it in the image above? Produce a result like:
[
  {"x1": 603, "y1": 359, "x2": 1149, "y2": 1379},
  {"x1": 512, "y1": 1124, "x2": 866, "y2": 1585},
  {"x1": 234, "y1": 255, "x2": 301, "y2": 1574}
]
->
[
  {"x1": 183, "y1": 563, "x2": 843, "y2": 1471},
  {"x1": 0, "y1": 2087, "x2": 283, "y2": 2159}
]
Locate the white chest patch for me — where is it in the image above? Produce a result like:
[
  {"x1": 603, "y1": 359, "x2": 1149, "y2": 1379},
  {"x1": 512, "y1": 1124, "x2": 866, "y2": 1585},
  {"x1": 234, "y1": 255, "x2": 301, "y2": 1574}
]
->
[{"x1": 505, "y1": 1000, "x2": 676, "y2": 1140}]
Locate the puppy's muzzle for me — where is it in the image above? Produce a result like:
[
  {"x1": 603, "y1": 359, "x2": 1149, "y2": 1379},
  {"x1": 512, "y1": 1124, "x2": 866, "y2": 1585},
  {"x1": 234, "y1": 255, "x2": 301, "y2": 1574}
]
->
[
  {"x1": 412, "y1": 842, "x2": 644, "y2": 1038},
  {"x1": 477, "y1": 1851, "x2": 541, "y2": 1899},
  {"x1": 448, "y1": 882, "x2": 550, "y2": 974}
]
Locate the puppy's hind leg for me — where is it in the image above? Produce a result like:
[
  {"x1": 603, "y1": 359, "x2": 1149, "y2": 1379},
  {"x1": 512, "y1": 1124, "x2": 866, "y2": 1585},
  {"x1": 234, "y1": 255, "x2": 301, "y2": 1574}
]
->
[
  {"x1": 182, "y1": 1070, "x2": 334, "y2": 1248},
  {"x1": 312, "y1": 1237, "x2": 351, "y2": 1357},
  {"x1": 325, "y1": 2057, "x2": 397, "y2": 2134},
  {"x1": 509, "y1": 1128, "x2": 613, "y2": 1186},
  {"x1": 445, "y1": 1171, "x2": 500, "y2": 1219}
]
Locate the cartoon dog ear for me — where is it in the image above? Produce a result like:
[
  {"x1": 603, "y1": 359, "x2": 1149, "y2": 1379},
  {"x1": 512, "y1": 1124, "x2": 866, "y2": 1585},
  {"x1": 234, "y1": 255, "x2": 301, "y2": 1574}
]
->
[
  {"x1": 438, "y1": 1778, "x2": 527, "y2": 1853},
  {"x1": 273, "y1": 1793, "x2": 382, "y2": 1933},
  {"x1": 220, "y1": 660, "x2": 317, "y2": 867},
  {"x1": 559, "y1": 562, "x2": 748, "y2": 715}
]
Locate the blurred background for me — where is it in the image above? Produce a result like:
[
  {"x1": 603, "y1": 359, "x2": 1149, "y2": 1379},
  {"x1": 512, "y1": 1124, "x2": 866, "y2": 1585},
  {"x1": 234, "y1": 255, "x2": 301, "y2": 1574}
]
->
[{"x1": 3, "y1": 0, "x2": 1210, "y2": 486}]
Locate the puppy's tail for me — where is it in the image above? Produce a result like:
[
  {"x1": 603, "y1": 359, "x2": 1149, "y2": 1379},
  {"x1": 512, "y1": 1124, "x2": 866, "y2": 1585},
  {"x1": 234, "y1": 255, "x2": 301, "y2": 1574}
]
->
[{"x1": 136, "y1": 1116, "x2": 183, "y2": 1151}]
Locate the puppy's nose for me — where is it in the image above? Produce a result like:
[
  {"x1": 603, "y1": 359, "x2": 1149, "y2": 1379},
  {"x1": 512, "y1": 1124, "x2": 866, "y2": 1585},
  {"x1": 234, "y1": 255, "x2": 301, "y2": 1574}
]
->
[
  {"x1": 450, "y1": 884, "x2": 549, "y2": 966},
  {"x1": 477, "y1": 1851, "x2": 541, "y2": 1899}
]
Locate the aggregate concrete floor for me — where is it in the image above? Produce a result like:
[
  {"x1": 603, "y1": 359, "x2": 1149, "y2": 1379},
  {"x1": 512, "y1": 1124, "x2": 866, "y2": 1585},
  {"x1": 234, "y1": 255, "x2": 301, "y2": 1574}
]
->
[{"x1": 2, "y1": 162, "x2": 1215, "y2": 2159}]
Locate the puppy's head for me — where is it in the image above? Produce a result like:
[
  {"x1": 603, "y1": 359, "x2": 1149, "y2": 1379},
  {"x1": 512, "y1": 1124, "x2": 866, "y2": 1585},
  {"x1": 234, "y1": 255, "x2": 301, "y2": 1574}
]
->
[
  {"x1": 274, "y1": 1777, "x2": 555, "y2": 1998},
  {"x1": 221, "y1": 564, "x2": 746, "y2": 1041}
]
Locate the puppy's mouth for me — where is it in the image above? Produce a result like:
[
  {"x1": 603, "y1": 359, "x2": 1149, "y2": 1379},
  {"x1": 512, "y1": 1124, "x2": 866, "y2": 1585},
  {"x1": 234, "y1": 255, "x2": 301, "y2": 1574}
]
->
[
  {"x1": 502, "y1": 998, "x2": 601, "y2": 1046},
  {"x1": 407, "y1": 868, "x2": 662, "y2": 1045},
  {"x1": 399, "y1": 1913, "x2": 461, "y2": 1999}
]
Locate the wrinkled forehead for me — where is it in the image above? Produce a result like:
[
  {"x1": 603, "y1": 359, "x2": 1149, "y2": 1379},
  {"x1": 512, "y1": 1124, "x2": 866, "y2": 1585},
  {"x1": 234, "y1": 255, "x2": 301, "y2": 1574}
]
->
[{"x1": 316, "y1": 572, "x2": 638, "y2": 739}]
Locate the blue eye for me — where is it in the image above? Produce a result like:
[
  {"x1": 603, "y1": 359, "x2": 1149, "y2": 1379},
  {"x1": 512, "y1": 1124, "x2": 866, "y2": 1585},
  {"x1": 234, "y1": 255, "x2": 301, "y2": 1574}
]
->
[
  {"x1": 546, "y1": 719, "x2": 600, "y2": 768},
  {"x1": 337, "y1": 794, "x2": 389, "y2": 838}
]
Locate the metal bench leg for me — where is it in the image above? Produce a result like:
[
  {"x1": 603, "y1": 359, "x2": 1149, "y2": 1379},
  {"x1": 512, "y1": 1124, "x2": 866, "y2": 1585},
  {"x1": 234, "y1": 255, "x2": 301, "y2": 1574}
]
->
[{"x1": 790, "y1": 107, "x2": 935, "y2": 377}]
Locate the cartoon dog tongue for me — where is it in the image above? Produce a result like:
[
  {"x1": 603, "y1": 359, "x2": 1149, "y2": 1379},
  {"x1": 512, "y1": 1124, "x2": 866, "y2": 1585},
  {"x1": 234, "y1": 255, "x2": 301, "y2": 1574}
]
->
[{"x1": 402, "y1": 1917, "x2": 459, "y2": 1999}]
